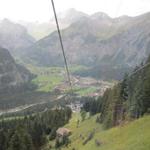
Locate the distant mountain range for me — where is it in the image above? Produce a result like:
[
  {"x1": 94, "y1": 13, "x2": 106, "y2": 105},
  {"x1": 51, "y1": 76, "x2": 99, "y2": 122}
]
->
[
  {"x1": 18, "y1": 11, "x2": 150, "y2": 79},
  {"x1": 0, "y1": 9, "x2": 150, "y2": 79}
]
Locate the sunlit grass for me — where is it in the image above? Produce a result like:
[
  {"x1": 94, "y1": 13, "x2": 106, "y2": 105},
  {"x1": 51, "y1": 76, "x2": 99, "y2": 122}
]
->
[
  {"x1": 32, "y1": 75, "x2": 63, "y2": 92},
  {"x1": 25, "y1": 65, "x2": 64, "y2": 92},
  {"x1": 73, "y1": 87, "x2": 98, "y2": 96},
  {"x1": 60, "y1": 114, "x2": 150, "y2": 150}
]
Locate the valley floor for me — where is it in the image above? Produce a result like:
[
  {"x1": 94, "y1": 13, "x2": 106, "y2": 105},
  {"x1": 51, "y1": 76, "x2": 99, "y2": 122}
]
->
[
  {"x1": 47, "y1": 114, "x2": 150, "y2": 150},
  {"x1": 27, "y1": 65, "x2": 114, "y2": 96}
]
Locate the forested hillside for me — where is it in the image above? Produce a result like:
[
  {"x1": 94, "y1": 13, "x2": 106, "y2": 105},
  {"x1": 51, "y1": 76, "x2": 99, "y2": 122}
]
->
[
  {"x1": 0, "y1": 107, "x2": 72, "y2": 150},
  {"x1": 83, "y1": 56, "x2": 150, "y2": 128}
]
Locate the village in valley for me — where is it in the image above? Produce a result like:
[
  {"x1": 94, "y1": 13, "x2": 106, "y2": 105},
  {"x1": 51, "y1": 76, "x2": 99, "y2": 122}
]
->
[{"x1": 53, "y1": 75, "x2": 114, "y2": 97}]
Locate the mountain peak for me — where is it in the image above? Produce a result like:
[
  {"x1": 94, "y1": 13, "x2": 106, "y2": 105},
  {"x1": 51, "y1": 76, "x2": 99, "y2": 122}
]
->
[
  {"x1": 91, "y1": 12, "x2": 110, "y2": 19},
  {"x1": 1, "y1": 18, "x2": 12, "y2": 24},
  {"x1": 0, "y1": 18, "x2": 24, "y2": 29},
  {"x1": 0, "y1": 18, "x2": 16, "y2": 27},
  {"x1": 115, "y1": 15, "x2": 132, "y2": 21},
  {"x1": 53, "y1": 8, "x2": 89, "y2": 24},
  {"x1": 58, "y1": 8, "x2": 88, "y2": 19},
  {"x1": 66, "y1": 8, "x2": 79, "y2": 14}
]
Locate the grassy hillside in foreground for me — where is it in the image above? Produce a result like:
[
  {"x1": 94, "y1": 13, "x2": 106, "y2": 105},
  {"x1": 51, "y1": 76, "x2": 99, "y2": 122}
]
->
[{"x1": 58, "y1": 114, "x2": 150, "y2": 150}]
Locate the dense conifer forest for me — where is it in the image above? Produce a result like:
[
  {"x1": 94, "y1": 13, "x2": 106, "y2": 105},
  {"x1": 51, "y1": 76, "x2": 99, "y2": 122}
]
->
[{"x1": 0, "y1": 107, "x2": 72, "y2": 150}]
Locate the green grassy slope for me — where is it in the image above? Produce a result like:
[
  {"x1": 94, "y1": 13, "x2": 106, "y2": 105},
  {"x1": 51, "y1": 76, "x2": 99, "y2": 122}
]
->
[
  {"x1": 61, "y1": 114, "x2": 150, "y2": 150},
  {"x1": 26, "y1": 65, "x2": 64, "y2": 92}
]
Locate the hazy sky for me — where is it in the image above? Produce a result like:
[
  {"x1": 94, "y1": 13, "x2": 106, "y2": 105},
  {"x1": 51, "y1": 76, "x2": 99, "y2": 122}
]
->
[{"x1": 0, "y1": 0, "x2": 150, "y2": 22}]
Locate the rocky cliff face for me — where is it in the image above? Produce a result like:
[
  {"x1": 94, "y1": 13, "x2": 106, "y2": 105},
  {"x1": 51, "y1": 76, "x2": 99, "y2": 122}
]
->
[{"x1": 0, "y1": 47, "x2": 33, "y2": 93}]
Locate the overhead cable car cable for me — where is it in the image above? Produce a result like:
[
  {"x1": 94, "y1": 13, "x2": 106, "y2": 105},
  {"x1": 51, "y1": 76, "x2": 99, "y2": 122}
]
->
[{"x1": 50, "y1": 0, "x2": 73, "y2": 94}]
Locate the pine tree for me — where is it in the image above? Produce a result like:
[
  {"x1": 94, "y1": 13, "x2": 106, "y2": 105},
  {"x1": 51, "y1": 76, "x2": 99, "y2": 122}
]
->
[
  {"x1": 120, "y1": 73, "x2": 129, "y2": 101},
  {"x1": 8, "y1": 127, "x2": 34, "y2": 150},
  {"x1": 8, "y1": 129, "x2": 26, "y2": 150},
  {"x1": 142, "y1": 69, "x2": 150, "y2": 114},
  {"x1": 0, "y1": 129, "x2": 6, "y2": 150},
  {"x1": 81, "y1": 110, "x2": 86, "y2": 121},
  {"x1": 130, "y1": 77, "x2": 144, "y2": 118}
]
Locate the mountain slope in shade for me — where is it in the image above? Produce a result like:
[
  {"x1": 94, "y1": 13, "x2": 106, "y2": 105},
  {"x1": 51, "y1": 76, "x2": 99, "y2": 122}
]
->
[{"x1": 0, "y1": 47, "x2": 34, "y2": 93}]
